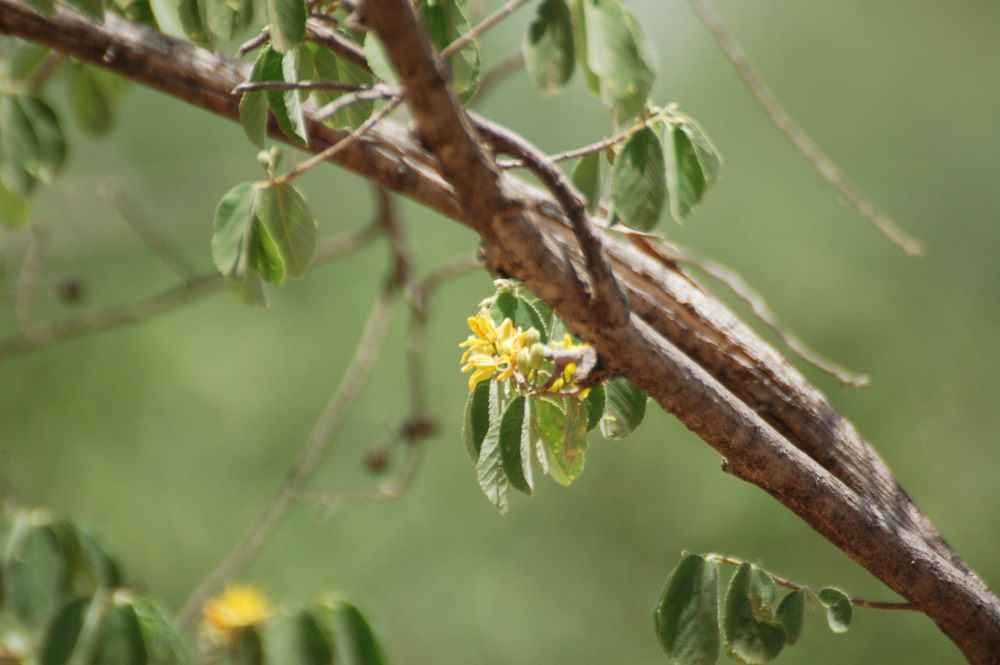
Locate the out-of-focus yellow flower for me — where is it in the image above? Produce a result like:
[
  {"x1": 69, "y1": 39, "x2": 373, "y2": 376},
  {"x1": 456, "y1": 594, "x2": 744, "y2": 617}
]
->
[
  {"x1": 201, "y1": 584, "x2": 274, "y2": 643},
  {"x1": 548, "y1": 335, "x2": 591, "y2": 397},
  {"x1": 459, "y1": 308, "x2": 526, "y2": 391}
]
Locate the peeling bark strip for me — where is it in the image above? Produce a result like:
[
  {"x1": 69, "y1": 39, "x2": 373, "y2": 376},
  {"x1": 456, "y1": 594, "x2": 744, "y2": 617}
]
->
[{"x1": 2, "y1": 1, "x2": 998, "y2": 661}]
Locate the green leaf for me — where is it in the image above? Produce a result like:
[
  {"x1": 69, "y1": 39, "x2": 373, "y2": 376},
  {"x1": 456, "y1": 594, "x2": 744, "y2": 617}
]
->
[
  {"x1": 232, "y1": 626, "x2": 265, "y2": 665},
  {"x1": 327, "y1": 601, "x2": 387, "y2": 665},
  {"x1": 0, "y1": 180, "x2": 31, "y2": 228},
  {"x1": 420, "y1": 0, "x2": 482, "y2": 104},
  {"x1": 63, "y1": 0, "x2": 104, "y2": 21},
  {"x1": 0, "y1": 95, "x2": 40, "y2": 196},
  {"x1": 463, "y1": 379, "x2": 492, "y2": 460},
  {"x1": 309, "y1": 43, "x2": 377, "y2": 129},
  {"x1": 599, "y1": 377, "x2": 646, "y2": 439},
  {"x1": 492, "y1": 289, "x2": 549, "y2": 343},
  {"x1": 523, "y1": 0, "x2": 575, "y2": 95},
  {"x1": 90, "y1": 597, "x2": 148, "y2": 665},
  {"x1": 9, "y1": 41, "x2": 51, "y2": 79},
  {"x1": 775, "y1": 590, "x2": 807, "y2": 646},
  {"x1": 570, "y1": 151, "x2": 602, "y2": 215},
  {"x1": 205, "y1": 0, "x2": 254, "y2": 40},
  {"x1": 130, "y1": 596, "x2": 192, "y2": 665},
  {"x1": 362, "y1": 33, "x2": 399, "y2": 87},
  {"x1": 817, "y1": 587, "x2": 852, "y2": 634},
  {"x1": 19, "y1": 96, "x2": 67, "y2": 183},
  {"x1": 3, "y1": 513, "x2": 67, "y2": 628},
  {"x1": 65, "y1": 62, "x2": 124, "y2": 136},
  {"x1": 250, "y1": 45, "x2": 308, "y2": 144},
  {"x1": 476, "y1": 414, "x2": 509, "y2": 513},
  {"x1": 239, "y1": 87, "x2": 268, "y2": 149},
  {"x1": 177, "y1": 0, "x2": 213, "y2": 47},
  {"x1": 24, "y1": 0, "x2": 56, "y2": 15},
  {"x1": 654, "y1": 554, "x2": 720, "y2": 665},
  {"x1": 249, "y1": 217, "x2": 286, "y2": 284},
  {"x1": 723, "y1": 563, "x2": 786, "y2": 664},
  {"x1": 40, "y1": 596, "x2": 89, "y2": 665},
  {"x1": 611, "y1": 125, "x2": 666, "y2": 231},
  {"x1": 533, "y1": 397, "x2": 588, "y2": 485},
  {"x1": 265, "y1": 0, "x2": 306, "y2": 53},
  {"x1": 256, "y1": 182, "x2": 316, "y2": 279},
  {"x1": 584, "y1": 383, "x2": 604, "y2": 431},
  {"x1": 211, "y1": 182, "x2": 268, "y2": 307},
  {"x1": 665, "y1": 117, "x2": 722, "y2": 222},
  {"x1": 264, "y1": 608, "x2": 334, "y2": 665},
  {"x1": 499, "y1": 395, "x2": 532, "y2": 495},
  {"x1": 576, "y1": 0, "x2": 654, "y2": 121}
]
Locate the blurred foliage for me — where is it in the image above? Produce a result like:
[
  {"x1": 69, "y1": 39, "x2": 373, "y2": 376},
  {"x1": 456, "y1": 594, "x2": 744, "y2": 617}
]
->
[{"x1": 0, "y1": 1, "x2": 998, "y2": 664}]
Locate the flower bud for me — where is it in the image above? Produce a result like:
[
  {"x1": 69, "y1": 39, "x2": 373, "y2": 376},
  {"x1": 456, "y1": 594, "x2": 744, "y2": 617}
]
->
[
  {"x1": 524, "y1": 327, "x2": 541, "y2": 347},
  {"x1": 528, "y1": 343, "x2": 546, "y2": 371},
  {"x1": 516, "y1": 349, "x2": 530, "y2": 372}
]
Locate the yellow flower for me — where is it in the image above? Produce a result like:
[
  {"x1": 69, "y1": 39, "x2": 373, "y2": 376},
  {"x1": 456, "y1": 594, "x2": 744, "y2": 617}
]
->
[
  {"x1": 459, "y1": 308, "x2": 526, "y2": 391},
  {"x1": 201, "y1": 584, "x2": 274, "y2": 643}
]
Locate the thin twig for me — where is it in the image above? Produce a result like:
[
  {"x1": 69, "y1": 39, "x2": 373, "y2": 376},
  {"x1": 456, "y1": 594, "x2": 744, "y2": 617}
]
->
[
  {"x1": 499, "y1": 117, "x2": 653, "y2": 170},
  {"x1": 238, "y1": 30, "x2": 270, "y2": 56},
  {"x1": 469, "y1": 49, "x2": 524, "y2": 106},
  {"x1": 305, "y1": 21, "x2": 370, "y2": 71},
  {"x1": 624, "y1": 230, "x2": 868, "y2": 387},
  {"x1": 687, "y1": 0, "x2": 923, "y2": 257},
  {"x1": 470, "y1": 112, "x2": 630, "y2": 327},
  {"x1": 0, "y1": 224, "x2": 381, "y2": 361},
  {"x1": 272, "y1": 97, "x2": 403, "y2": 186},
  {"x1": 175, "y1": 280, "x2": 399, "y2": 630},
  {"x1": 14, "y1": 227, "x2": 46, "y2": 334},
  {"x1": 314, "y1": 85, "x2": 399, "y2": 123},
  {"x1": 100, "y1": 183, "x2": 198, "y2": 279},
  {"x1": 440, "y1": 0, "x2": 532, "y2": 59},
  {"x1": 703, "y1": 553, "x2": 916, "y2": 610},
  {"x1": 233, "y1": 80, "x2": 369, "y2": 93}
]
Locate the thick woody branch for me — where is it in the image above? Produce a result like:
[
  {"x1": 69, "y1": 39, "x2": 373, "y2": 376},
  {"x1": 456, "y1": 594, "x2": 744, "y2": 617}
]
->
[{"x1": 1, "y1": 2, "x2": 997, "y2": 662}]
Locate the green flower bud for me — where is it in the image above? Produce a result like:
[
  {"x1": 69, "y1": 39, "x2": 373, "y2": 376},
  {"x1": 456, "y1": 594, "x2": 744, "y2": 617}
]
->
[
  {"x1": 528, "y1": 343, "x2": 546, "y2": 371},
  {"x1": 516, "y1": 349, "x2": 530, "y2": 372},
  {"x1": 524, "y1": 327, "x2": 541, "y2": 347}
]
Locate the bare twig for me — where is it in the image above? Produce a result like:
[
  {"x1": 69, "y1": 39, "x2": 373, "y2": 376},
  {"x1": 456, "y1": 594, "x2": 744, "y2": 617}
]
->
[
  {"x1": 305, "y1": 21, "x2": 369, "y2": 70},
  {"x1": 687, "y1": 0, "x2": 923, "y2": 257},
  {"x1": 498, "y1": 116, "x2": 654, "y2": 170},
  {"x1": 314, "y1": 84, "x2": 399, "y2": 123},
  {"x1": 0, "y1": 224, "x2": 380, "y2": 361},
  {"x1": 703, "y1": 553, "x2": 916, "y2": 610},
  {"x1": 175, "y1": 278, "x2": 398, "y2": 630},
  {"x1": 440, "y1": 0, "x2": 532, "y2": 59},
  {"x1": 100, "y1": 183, "x2": 198, "y2": 279},
  {"x1": 238, "y1": 30, "x2": 270, "y2": 56},
  {"x1": 272, "y1": 97, "x2": 403, "y2": 186},
  {"x1": 233, "y1": 80, "x2": 369, "y2": 93}
]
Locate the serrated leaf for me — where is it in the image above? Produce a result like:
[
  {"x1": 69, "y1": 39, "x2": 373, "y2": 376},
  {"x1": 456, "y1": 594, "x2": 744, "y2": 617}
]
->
[
  {"x1": 599, "y1": 377, "x2": 646, "y2": 439},
  {"x1": 0, "y1": 95, "x2": 40, "y2": 196},
  {"x1": 205, "y1": 0, "x2": 254, "y2": 40},
  {"x1": 584, "y1": 383, "x2": 604, "y2": 431},
  {"x1": 463, "y1": 379, "x2": 491, "y2": 460},
  {"x1": 611, "y1": 125, "x2": 665, "y2": 231},
  {"x1": 654, "y1": 554, "x2": 720, "y2": 665},
  {"x1": 775, "y1": 590, "x2": 807, "y2": 646},
  {"x1": 533, "y1": 397, "x2": 588, "y2": 485},
  {"x1": 577, "y1": 0, "x2": 654, "y2": 121},
  {"x1": 476, "y1": 417, "x2": 509, "y2": 513},
  {"x1": 256, "y1": 182, "x2": 316, "y2": 279},
  {"x1": 328, "y1": 601, "x2": 387, "y2": 665},
  {"x1": 420, "y1": 0, "x2": 481, "y2": 104},
  {"x1": 40, "y1": 596, "x2": 89, "y2": 665},
  {"x1": 19, "y1": 96, "x2": 67, "y2": 183},
  {"x1": 499, "y1": 395, "x2": 532, "y2": 495},
  {"x1": 65, "y1": 62, "x2": 124, "y2": 136},
  {"x1": 571, "y1": 152, "x2": 602, "y2": 215},
  {"x1": 90, "y1": 598, "x2": 148, "y2": 665},
  {"x1": 523, "y1": 0, "x2": 575, "y2": 95},
  {"x1": 666, "y1": 118, "x2": 721, "y2": 222},
  {"x1": 264, "y1": 609, "x2": 334, "y2": 665},
  {"x1": 817, "y1": 587, "x2": 852, "y2": 634},
  {"x1": 64, "y1": 0, "x2": 104, "y2": 21},
  {"x1": 265, "y1": 0, "x2": 306, "y2": 52},
  {"x1": 723, "y1": 563, "x2": 786, "y2": 664},
  {"x1": 177, "y1": 0, "x2": 212, "y2": 47},
  {"x1": 309, "y1": 43, "x2": 377, "y2": 129}
]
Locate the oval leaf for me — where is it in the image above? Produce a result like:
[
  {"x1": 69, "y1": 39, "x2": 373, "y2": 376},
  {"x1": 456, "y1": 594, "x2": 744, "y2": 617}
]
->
[
  {"x1": 611, "y1": 125, "x2": 665, "y2": 231},
  {"x1": 256, "y1": 182, "x2": 316, "y2": 279},
  {"x1": 817, "y1": 587, "x2": 852, "y2": 634},
  {"x1": 462, "y1": 379, "x2": 492, "y2": 461},
  {"x1": 328, "y1": 601, "x2": 387, "y2": 665},
  {"x1": 723, "y1": 563, "x2": 786, "y2": 664},
  {"x1": 599, "y1": 377, "x2": 646, "y2": 439},
  {"x1": 420, "y1": 0, "x2": 481, "y2": 103},
  {"x1": 523, "y1": 0, "x2": 575, "y2": 95},
  {"x1": 265, "y1": 0, "x2": 306, "y2": 53},
  {"x1": 775, "y1": 590, "x2": 807, "y2": 646},
  {"x1": 499, "y1": 395, "x2": 532, "y2": 495},
  {"x1": 570, "y1": 151, "x2": 602, "y2": 215},
  {"x1": 0, "y1": 95, "x2": 41, "y2": 196},
  {"x1": 65, "y1": 63, "x2": 124, "y2": 136},
  {"x1": 89, "y1": 597, "x2": 148, "y2": 665},
  {"x1": 654, "y1": 554, "x2": 720, "y2": 665}
]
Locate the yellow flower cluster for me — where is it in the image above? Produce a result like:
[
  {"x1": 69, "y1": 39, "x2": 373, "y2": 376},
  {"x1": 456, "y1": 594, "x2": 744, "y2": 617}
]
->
[
  {"x1": 201, "y1": 584, "x2": 274, "y2": 644},
  {"x1": 548, "y1": 334, "x2": 590, "y2": 397},
  {"x1": 459, "y1": 308, "x2": 526, "y2": 391}
]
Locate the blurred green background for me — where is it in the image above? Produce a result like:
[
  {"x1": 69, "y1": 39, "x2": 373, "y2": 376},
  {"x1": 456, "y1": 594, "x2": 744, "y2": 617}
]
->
[{"x1": 2, "y1": 1, "x2": 999, "y2": 663}]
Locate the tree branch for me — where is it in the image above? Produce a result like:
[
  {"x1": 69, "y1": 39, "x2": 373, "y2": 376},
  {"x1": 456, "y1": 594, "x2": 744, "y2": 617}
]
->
[{"x1": 2, "y1": 2, "x2": 997, "y2": 661}]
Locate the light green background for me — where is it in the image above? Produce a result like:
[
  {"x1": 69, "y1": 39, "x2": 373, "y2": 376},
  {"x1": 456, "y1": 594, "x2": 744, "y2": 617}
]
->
[{"x1": 2, "y1": 1, "x2": 999, "y2": 663}]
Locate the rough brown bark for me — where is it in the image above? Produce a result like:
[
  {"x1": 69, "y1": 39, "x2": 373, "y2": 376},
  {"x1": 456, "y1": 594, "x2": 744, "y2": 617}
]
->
[{"x1": 2, "y1": 2, "x2": 998, "y2": 662}]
